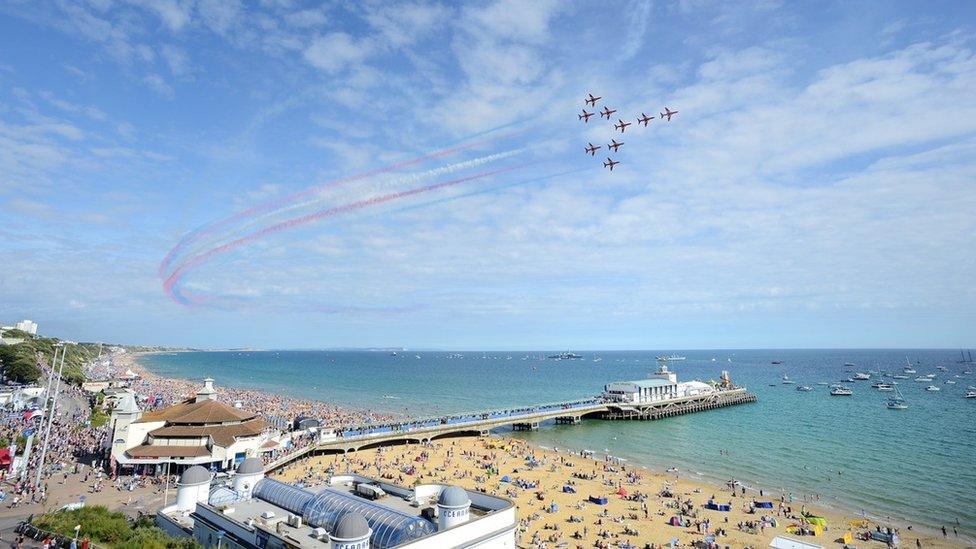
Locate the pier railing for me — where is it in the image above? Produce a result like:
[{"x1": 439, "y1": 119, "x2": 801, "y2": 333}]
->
[{"x1": 265, "y1": 388, "x2": 756, "y2": 471}]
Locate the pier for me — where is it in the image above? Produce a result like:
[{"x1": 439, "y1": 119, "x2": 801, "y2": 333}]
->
[{"x1": 265, "y1": 388, "x2": 756, "y2": 472}]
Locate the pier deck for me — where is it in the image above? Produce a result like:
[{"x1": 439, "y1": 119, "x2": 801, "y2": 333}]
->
[{"x1": 266, "y1": 388, "x2": 756, "y2": 472}]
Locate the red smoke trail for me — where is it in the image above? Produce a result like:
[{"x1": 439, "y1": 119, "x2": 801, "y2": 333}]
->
[
  {"x1": 159, "y1": 132, "x2": 523, "y2": 277},
  {"x1": 163, "y1": 164, "x2": 525, "y2": 304}
]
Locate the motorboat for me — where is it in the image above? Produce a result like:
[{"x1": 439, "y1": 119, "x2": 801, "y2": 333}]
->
[
  {"x1": 925, "y1": 385, "x2": 941, "y2": 392},
  {"x1": 965, "y1": 390, "x2": 976, "y2": 399},
  {"x1": 844, "y1": 362, "x2": 855, "y2": 367},
  {"x1": 656, "y1": 354, "x2": 686, "y2": 361},
  {"x1": 817, "y1": 382, "x2": 830, "y2": 386},
  {"x1": 945, "y1": 380, "x2": 956, "y2": 385},
  {"x1": 796, "y1": 385, "x2": 813, "y2": 392},
  {"x1": 771, "y1": 360, "x2": 783, "y2": 365},
  {"x1": 782, "y1": 374, "x2": 795, "y2": 385},
  {"x1": 892, "y1": 374, "x2": 909, "y2": 379},
  {"x1": 853, "y1": 372, "x2": 871, "y2": 380},
  {"x1": 914, "y1": 376, "x2": 931, "y2": 382},
  {"x1": 874, "y1": 383, "x2": 894, "y2": 391},
  {"x1": 830, "y1": 386, "x2": 853, "y2": 396}
]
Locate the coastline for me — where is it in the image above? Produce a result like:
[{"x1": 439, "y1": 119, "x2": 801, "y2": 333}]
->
[
  {"x1": 128, "y1": 351, "x2": 972, "y2": 546},
  {"x1": 272, "y1": 435, "x2": 965, "y2": 548}
]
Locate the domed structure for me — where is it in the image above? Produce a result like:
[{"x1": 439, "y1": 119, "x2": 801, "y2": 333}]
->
[
  {"x1": 180, "y1": 465, "x2": 211, "y2": 485},
  {"x1": 176, "y1": 465, "x2": 212, "y2": 512},
  {"x1": 233, "y1": 457, "x2": 265, "y2": 498},
  {"x1": 437, "y1": 486, "x2": 471, "y2": 530},
  {"x1": 438, "y1": 486, "x2": 470, "y2": 507},
  {"x1": 329, "y1": 511, "x2": 371, "y2": 548},
  {"x1": 237, "y1": 457, "x2": 263, "y2": 474}
]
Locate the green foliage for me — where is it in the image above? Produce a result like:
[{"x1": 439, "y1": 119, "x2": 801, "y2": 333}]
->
[
  {"x1": 0, "y1": 337, "x2": 102, "y2": 385},
  {"x1": 35, "y1": 506, "x2": 132, "y2": 544},
  {"x1": 90, "y1": 407, "x2": 109, "y2": 428},
  {"x1": 1, "y1": 328, "x2": 33, "y2": 339},
  {"x1": 33, "y1": 507, "x2": 200, "y2": 549},
  {"x1": 115, "y1": 526, "x2": 201, "y2": 549}
]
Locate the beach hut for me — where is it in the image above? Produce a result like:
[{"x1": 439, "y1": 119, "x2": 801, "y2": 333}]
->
[{"x1": 768, "y1": 535, "x2": 824, "y2": 549}]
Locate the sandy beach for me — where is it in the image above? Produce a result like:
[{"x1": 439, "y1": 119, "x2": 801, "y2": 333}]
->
[{"x1": 272, "y1": 436, "x2": 968, "y2": 549}]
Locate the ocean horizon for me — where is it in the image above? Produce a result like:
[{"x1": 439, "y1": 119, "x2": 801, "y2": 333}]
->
[{"x1": 138, "y1": 348, "x2": 976, "y2": 536}]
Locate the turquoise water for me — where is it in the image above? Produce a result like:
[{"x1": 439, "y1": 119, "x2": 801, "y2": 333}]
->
[{"x1": 139, "y1": 349, "x2": 976, "y2": 534}]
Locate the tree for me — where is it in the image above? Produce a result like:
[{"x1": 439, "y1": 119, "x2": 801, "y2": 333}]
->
[{"x1": 4, "y1": 357, "x2": 41, "y2": 383}]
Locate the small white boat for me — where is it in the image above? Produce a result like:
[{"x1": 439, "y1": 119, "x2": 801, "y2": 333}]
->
[
  {"x1": 886, "y1": 385, "x2": 908, "y2": 409},
  {"x1": 892, "y1": 374, "x2": 909, "y2": 379},
  {"x1": 874, "y1": 383, "x2": 894, "y2": 391},
  {"x1": 925, "y1": 385, "x2": 940, "y2": 392},
  {"x1": 796, "y1": 385, "x2": 813, "y2": 392},
  {"x1": 830, "y1": 386, "x2": 853, "y2": 396},
  {"x1": 965, "y1": 390, "x2": 976, "y2": 399},
  {"x1": 945, "y1": 380, "x2": 956, "y2": 385},
  {"x1": 914, "y1": 376, "x2": 930, "y2": 382},
  {"x1": 853, "y1": 372, "x2": 871, "y2": 380},
  {"x1": 782, "y1": 374, "x2": 795, "y2": 385},
  {"x1": 817, "y1": 382, "x2": 830, "y2": 386}
]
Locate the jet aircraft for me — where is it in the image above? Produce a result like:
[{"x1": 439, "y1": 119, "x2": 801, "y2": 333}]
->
[
  {"x1": 601, "y1": 106, "x2": 617, "y2": 119},
  {"x1": 585, "y1": 93, "x2": 601, "y2": 106},
  {"x1": 578, "y1": 110, "x2": 594, "y2": 122},
  {"x1": 608, "y1": 139, "x2": 624, "y2": 152},
  {"x1": 660, "y1": 107, "x2": 678, "y2": 121},
  {"x1": 603, "y1": 157, "x2": 620, "y2": 171},
  {"x1": 637, "y1": 113, "x2": 654, "y2": 126},
  {"x1": 614, "y1": 119, "x2": 631, "y2": 133},
  {"x1": 585, "y1": 143, "x2": 601, "y2": 156}
]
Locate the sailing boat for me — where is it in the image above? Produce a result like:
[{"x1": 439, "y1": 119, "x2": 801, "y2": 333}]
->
[
  {"x1": 959, "y1": 350, "x2": 974, "y2": 364},
  {"x1": 886, "y1": 385, "x2": 909, "y2": 410},
  {"x1": 903, "y1": 356, "x2": 917, "y2": 374}
]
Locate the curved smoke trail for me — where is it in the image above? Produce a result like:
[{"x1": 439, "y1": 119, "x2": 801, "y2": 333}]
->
[
  {"x1": 163, "y1": 164, "x2": 527, "y2": 304},
  {"x1": 166, "y1": 148, "x2": 528, "y2": 272},
  {"x1": 159, "y1": 127, "x2": 528, "y2": 277}
]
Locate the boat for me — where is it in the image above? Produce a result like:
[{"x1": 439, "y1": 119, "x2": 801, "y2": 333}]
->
[
  {"x1": 937, "y1": 365, "x2": 948, "y2": 371},
  {"x1": 771, "y1": 360, "x2": 783, "y2": 365},
  {"x1": 914, "y1": 376, "x2": 931, "y2": 382},
  {"x1": 966, "y1": 390, "x2": 976, "y2": 399},
  {"x1": 853, "y1": 372, "x2": 871, "y2": 380},
  {"x1": 844, "y1": 362, "x2": 855, "y2": 367},
  {"x1": 547, "y1": 352, "x2": 583, "y2": 360},
  {"x1": 945, "y1": 379, "x2": 956, "y2": 385},
  {"x1": 958, "y1": 350, "x2": 974, "y2": 364},
  {"x1": 781, "y1": 374, "x2": 795, "y2": 385},
  {"x1": 817, "y1": 382, "x2": 830, "y2": 386},
  {"x1": 656, "y1": 353, "x2": 686, "y2": 361},
  {"x1": 925, "y1": 385, "x2": 940, "y2": 392},
  {"x1": 903, "y1": 356, "x2": 917, "y2": 374},
  {"x1": 830, "y1": 386, "x2": 853, "y2": 396},
  {"x1": 886, "y1": 386, "x2": 909, "y2": 410},
  {"x1": 892, "y1": 374, "x2": 909, "y2": 379},
  {"x1": 796, "y1": 385, "x2": 813, "y2": 392},
  {"x1": 872, "y1": 382, "x2": 894, "y2": 391}
]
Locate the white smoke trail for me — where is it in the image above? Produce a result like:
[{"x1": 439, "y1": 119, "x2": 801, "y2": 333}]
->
[{"x1": 167, "y1": 148, "x2": 527, "y2": 273}]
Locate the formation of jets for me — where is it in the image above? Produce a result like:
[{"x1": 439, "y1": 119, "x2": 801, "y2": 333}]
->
[{"x1": 578, "y1": 92, "x2": 679, "y2": 172}]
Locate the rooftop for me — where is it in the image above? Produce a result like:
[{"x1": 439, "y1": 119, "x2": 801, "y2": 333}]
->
[{"x1": 137, "y1": 397, "x2": 257, "y2": 425}]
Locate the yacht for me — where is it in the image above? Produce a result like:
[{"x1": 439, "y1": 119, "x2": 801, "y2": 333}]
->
[
  {"x1": 914, "y1": 376, "x2": 931, "y2": 382},
  {"x1": 547, "y1": 352, "x2": 583, "y2": 360},
  {"x1": 903, "y1": 357, "x2": 917, "y2": 374},
  {"x1": 844, "y1": 362, "x2": 856, "y2": 367},
  {"x1": 892, "y1": 374, "x2": 909, "y2": 379},
  {"x1": 873, "y1": 382, "x2": 894, "y2": 391},
  {"x1": 830, "y1": 386, "x2": 853, "y2": 396},
  {"x1": 655, "y1": 353, "x2": 686, "y2": 361},
  {"x1": 853, "y1": 372, "x2": 871, "y2": 380},
  {"x1": 782, "y1": 374, "x2": 796, "y2": 385},
  {"x1": 925, "y1": 385, "x2": 941, "y2": 392},
  {"x1": 945, "y1": 379, "x2": 956, "y2": 385},
  {"x1": 965, "y1": 389, "x2": 976, "y2": 399},
  {"x1": 796, "y1": 385, "x2": 813, "y2": 392},
  {"x1": 886, "y1": 386, "x2": 909, "y2": 410}
]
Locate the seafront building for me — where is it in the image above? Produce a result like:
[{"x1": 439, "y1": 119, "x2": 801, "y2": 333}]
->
[
  {"x1": 602, "y1": 363, "x2": 720, "y2": 404},
  {"x1": 157, "y1": 458, "x2": 517, "y2": 548},
  {"x1": 110, "y1": 378, "x2": 277, "y2": 474}
]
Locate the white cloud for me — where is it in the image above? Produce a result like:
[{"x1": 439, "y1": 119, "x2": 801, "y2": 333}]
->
[
  {"x1": 283, "y1": 8, "x2": 327, "y2": 28},
  {"x1": 365, "y1": 2, "x2": 451, "y2": 47},
  {"x1": 143, "y1": 73, "x2": 175, "y2": 98},
  {"x1": 304, "y1": 32, "x2": 374, "y2": 73}
]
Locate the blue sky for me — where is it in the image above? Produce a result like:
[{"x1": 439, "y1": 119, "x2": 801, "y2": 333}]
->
[{"x1": 1, "y1": 0, "x2": 975, "y2": 350}]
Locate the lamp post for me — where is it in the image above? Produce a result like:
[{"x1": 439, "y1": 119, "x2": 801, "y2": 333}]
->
[{"x1": 35, "y1": 341, "x2": 69, "y2": 488}]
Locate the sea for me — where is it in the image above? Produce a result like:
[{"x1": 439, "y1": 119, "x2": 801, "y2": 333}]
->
[{"x1": 138, "y1": 349, "x2": 976, "y2": 535}]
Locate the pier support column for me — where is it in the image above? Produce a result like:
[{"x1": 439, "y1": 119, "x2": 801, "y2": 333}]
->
[{"x1": 512, "y1": 422, "x2": 539, "y2": 431}]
